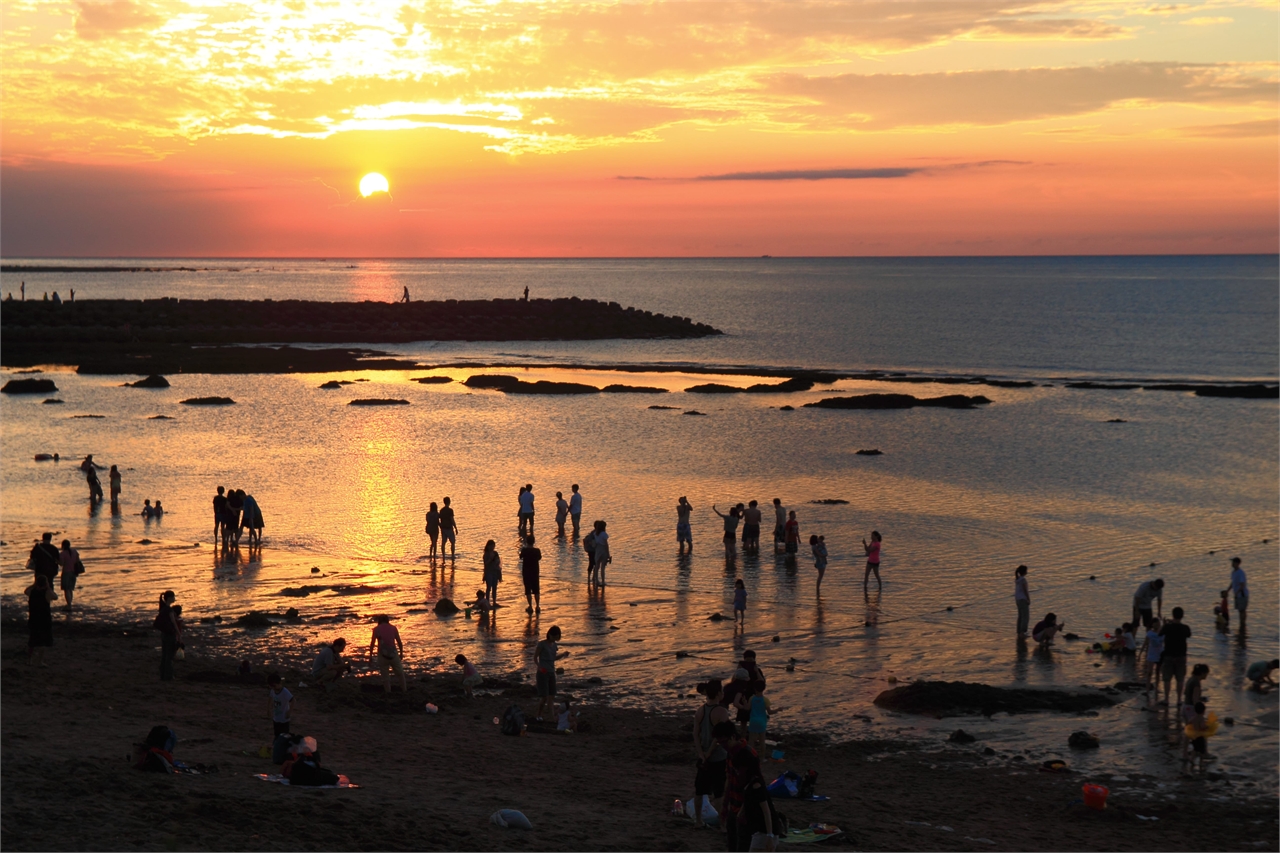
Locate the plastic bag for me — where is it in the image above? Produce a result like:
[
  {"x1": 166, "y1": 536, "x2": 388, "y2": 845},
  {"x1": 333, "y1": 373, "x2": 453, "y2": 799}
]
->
[
  {"x1": 684, "y1": 795, "x2": 718, "y2": 826},
  {"x1": 767, "y1": 771, "x2": 801, "y2": 798}
]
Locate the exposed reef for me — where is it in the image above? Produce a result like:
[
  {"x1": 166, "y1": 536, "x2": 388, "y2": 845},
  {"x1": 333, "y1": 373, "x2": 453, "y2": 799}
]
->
[
  {"x1": 180, "y1": 397, "x2": 235, "y2": 406},
  {"x1": 348, "y1": 398, "x2": 410, "y2": 406},
  {"x1": 874, "y1": 681, "x2": 1116, "y2": 717},
  {"x1": 2, "y1": 378, "x2": 58, "y2": 394},
  {"x1": 124, "y1": 374, "x2": 170, "y2": 388},
  {"x1": 0, "y1": 297, "x2": 721, "y2": 373},
  {"x1": 805, "y1": 393, "x2": 991, "y2": 410}
]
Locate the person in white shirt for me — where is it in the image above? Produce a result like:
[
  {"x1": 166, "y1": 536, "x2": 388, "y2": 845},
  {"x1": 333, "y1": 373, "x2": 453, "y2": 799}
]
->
[
  {"x1": 267, "y1": 673, "x2": 293, "y2": 737},
  {"x1": 593, "y1": 520, "x2": 611, "y2": 586},
  {"x1": 1229, "y1": 558, "x2": 1249, "y2": 631},
  {"x1": 518, "y1": 484, "x2": 535, "y2": 535}
]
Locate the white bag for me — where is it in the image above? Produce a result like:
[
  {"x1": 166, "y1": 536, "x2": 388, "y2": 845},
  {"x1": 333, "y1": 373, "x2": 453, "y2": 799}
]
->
[{"x1": 684, "y1": 795, "x2": 718, "y2": 827}]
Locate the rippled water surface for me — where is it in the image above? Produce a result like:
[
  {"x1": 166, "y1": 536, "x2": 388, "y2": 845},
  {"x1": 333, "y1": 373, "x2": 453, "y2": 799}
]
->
[{"x1": 2, "y1": 256, "x2": 1276, "y2": 789}]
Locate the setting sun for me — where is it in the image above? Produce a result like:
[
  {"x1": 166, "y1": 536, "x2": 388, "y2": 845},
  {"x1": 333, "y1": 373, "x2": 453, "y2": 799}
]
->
[{"x1": 359, "y1": 173, "x2": 390, "y2": 198}]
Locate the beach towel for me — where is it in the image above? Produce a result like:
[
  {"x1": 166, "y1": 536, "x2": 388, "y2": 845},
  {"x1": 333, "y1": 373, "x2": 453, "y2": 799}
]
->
[
  {"x1": 253, "y1": 773, "x2": 359, "y2": 788},
  {"x1": 780, "y1": 825, "x2": 843, "y2": 844}
]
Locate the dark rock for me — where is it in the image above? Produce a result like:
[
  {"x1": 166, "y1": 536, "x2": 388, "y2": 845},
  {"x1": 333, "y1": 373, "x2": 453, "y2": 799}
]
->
[
  {"x1": 810, "y1": 499, "x2": 849, "y2": 505},
  {"x1": 873, "y1": 681, "x2": 1115, "y2": 717},
  {"x1": 1224, "y1": 717, "x2": 1234, "y2": 725},
  {"x1": 149, "y1": 415, "x2": 174, "y2": 419},
  {"x1": 2, "y1": 378, "x2": 58, "y2": 394},
  {"x1": 125, "y1": 374, "x2": 170, "y2": 388},
  {"x1": 319, "y1": 380, "x2": 344, "y2": 389},
  {"x1": 779, "y1": 405, "x2": 794, "y2": 411},
  {"x1": 42, "y1": 398, "x2": 64, "y2": 404},
  {"x1": 1105, "y1": 419, "x2": 1127, "y2": 423},
  {"x1": 1066, "y1": 382, "x2": 1141, "y2": 390},
  {"x1": 675, "y1": 651, "x2": 690, "y2": 658},
  {"x1": 805, "y1": 393, "x2": 991, "y2": 410},
  {"x1": 771, "y1": 635, "x2": 780, "y2": 643},
  {"x1": 464, "y1": 375, "x2": 521, "y2": 390},
  {"x1": 1064, "y1": 633, "x2": 1081, "y2": 640},
  {"x1": 284, "y1": 607, "x2": 302, "y2": 623},
  {"x1": 648, "y1": 405, "x2": 679, "y2": 410},
  {"x1": 1068, "y1": 731, "x2": 1100, "y2": 749},
  {"x1": 983, "y1": 747, "x2": 996, "y2": 756},
  {"x1": 601, "y1": 384, "x2": 667, "y2": 393},
  {"x1": 555, "y1": 666, "x2": 564, "y2": 675},
  {"x1": 236, "y1": 611, "x2": 274, "y2": 628},
  {"x1": 137, "y1": 539, "x2": 153, "y2": 544},
  {"x1": 433, "y1": 598, "x2": 460, "y2": 616},
  {"x1": 948, "y1": 729, "x2": 977, "y2": 744},
  {"x1": 587, "y1": 676, "x2": 603, "y2": 684},
  {"x1": 856, "y1": 449, "x2": 883, "y2": 455},
  {"x1": 410, "y1": 376, "x2": 453, "y2": 384},
  {"x1": 180, "y1": 397, "x2": 235, "y2": 405},
  {"x1": 709, "y1": 612, "x2": 726, "y2": 621},
  {"x1": 1114, "y1": 681, "x2": 1146, "y2": 691},
  {"x1": 945, "y1": 606, "x2": 954, "y2": 612},
  {"x1": 348, "y1": 398, "x2": 410, "y2": 406},
  {"x1": 685, "y1": 383, "x2": 740, "y2": 394},
  {"x1": 686, "y1": 376, "x2": 816, "y2": 394},
  {"x1": 505, "y1": 380, "x2": 599, "y2": 395},
  {"x1": 70, "y1": 414, "x2": 105, "y2": 418},
  {"x1": 683, "y1": 410, "x2": 706, "y2": 416}
]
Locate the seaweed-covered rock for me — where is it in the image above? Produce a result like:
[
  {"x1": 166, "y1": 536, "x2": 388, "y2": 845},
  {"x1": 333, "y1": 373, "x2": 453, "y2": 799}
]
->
[
  {"x1": 125, "y1": 374, "x2": 170, "y2": 388},
  {"x1": 433, "y1": 598, "x2": 460, "y2": 616},
  {"x1": 236, "y1": 611, "x2": 274, "y2": 628},
  {"x1": 601, "y1": 384, "x2": 667, "y2": 393},
  {"x1": 2, "y1": 378, "x2": 57, "y2": 394},
  {"x1": 856, "y1": 449, "x2": 883, "y2": 455},
  {"x1": 348, "y1": 398, "x2": 410, "y2": 406},
  {"x1": 180, "y1": 397, "x2": 235, "y2": 406},
  {"x1": 410, "y1": 376, "x2": 453, "y2": 384},
  {"x1": 464, "y1": 375, "x2": 521, "y2": 390},
  {"x1": 873, "y1": 680, "x2": 1114, "y2": 717}
]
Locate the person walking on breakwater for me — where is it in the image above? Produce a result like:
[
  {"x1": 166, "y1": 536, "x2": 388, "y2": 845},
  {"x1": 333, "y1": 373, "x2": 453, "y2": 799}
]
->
[
  {"x1": 401, "y1": 286, "x2": 410, "y2": 303},
  {"x1": 772, "y1": 498, "x2": 786, "y2": 553},
  {"x1": 555, "y1": 491, "x2": 569, "y2": 538},
  {"x1": 156, "y1": 590, "x2": 181, "y2": 681},
  {"x1": 59, "y1": 539, "x2": 82, "y2": 611},
  {"x1": 109, "y1": 465, "x2": 121, "y2": 505},
  {"x1": 811, "y1": 534, "x2": 828, "y2": 595},
  {"x1": 1228, "y1": 558, "x2": 1249, "y2": 632},
  {"x1": 1133, "y1": 578, "x2": 1165, "y2": 630},
  {"x1": 862, "y1": 530, "x2": 882, "y2": 589},
  {"x1": 440, "y1": 497, "x2": 458, "y2": 558},
  {"x1": 369, "y1": 614, "x2": 407, "y2": 694},
  {"x1": 425, "y1": 502, "x2": 440, "y2": 558},
  {"x1": 521, "y1": 534, "x2": 543, "y2": 614},
  {"x1": 677, "y1": 496, "x2": 694, "y2": 552},
  {"x1": 592, "y1": 521, "x2": 611, "y2": 586},
  {"x1": 714, "y1": 504, "x2": 741, "y2": 559},
  {"x1": 483, "y1": 540, "x2": 502, "y2": 605},
  {"x1": 213, "y1": 486, "x2": 227, "y2": 543},
  {"x1": 1015, "y1": 565, "x2": 1031, "y2": 638},
  {"x1": 742, "y1": 500, "x2": 762, "y2": 554},
  {"x1": 29, "y1": 532, "x2": 60, "y2": 587},
  {"x1": 518, "y1": 484, "x2": 535, "y2": 535}
]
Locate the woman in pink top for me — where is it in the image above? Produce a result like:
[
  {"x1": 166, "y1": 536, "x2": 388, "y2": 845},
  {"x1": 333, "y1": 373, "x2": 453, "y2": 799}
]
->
[{"x1": 862, "y1": 531, "x2": 882, "y2": 589}]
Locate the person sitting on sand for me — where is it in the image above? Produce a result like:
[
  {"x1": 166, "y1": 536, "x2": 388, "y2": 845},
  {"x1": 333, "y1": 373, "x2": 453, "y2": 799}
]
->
[
  {"x1": 1031, "y1": 612, "x2": 1064, "y2": 646},
  {"x1": 310, "y1": 637, "x2": 349, "y2": 688},
  {"x1": 1247, "y1": 659, "x2": 1279, "y2": 692},
  {"x1": 556, "y1": 696, "x2": 580, "y2": 733},
  {"x1": 466, "y1": 589, "x2": 491, "y2": 614},
  {"x1": 456, "y1": 653, "x2": 482, "y2": 698},
  {"x1": 369, "y1": 615, "x2": 407, "y2": 694}
]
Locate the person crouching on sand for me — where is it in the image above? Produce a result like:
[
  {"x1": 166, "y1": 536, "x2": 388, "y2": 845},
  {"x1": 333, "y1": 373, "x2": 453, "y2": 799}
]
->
[
  {"x1": 1031, "y1": 612, "x2": 1064, "y2": 646},
  {"x1": 310, "y1": 637, "x2": 349, "y2": 689}
]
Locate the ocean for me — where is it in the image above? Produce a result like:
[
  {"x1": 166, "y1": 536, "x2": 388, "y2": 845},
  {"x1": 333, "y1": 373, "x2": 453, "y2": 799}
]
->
[{"x1": 2, "y1": 256, "x2": 1277, "y2": 790}]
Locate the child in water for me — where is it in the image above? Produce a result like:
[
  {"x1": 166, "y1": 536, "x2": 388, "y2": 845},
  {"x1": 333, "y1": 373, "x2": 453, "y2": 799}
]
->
[
  {"x1": 1214, "y1": 590, "x2": 1230, "y2": 631},
  {"x1": 1141, "y1": 617, "x2": 1164, "y2": 707},
  {"x1": 456, "y1": 653, "x2": 482, "y2": 698},
  {"x1": 733, "y1": 579, "x2": 747, "y2": 625}
]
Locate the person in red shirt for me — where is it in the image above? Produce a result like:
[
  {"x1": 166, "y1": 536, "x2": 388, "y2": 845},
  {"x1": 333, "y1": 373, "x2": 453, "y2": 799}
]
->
[{"x1": 369, "y1": 615, "x2": 406, "y2": 694}]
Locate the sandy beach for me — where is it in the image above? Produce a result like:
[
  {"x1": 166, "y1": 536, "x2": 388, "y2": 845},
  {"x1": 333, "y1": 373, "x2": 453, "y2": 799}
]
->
[{"x1": 2, "y1": 612, "x2": 1276, "y2": 852}]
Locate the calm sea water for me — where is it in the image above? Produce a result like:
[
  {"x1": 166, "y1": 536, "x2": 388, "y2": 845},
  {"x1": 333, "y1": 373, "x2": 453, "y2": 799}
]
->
[{"x1": 2, "y1": 257, "x2": 1276, "y2": 789}]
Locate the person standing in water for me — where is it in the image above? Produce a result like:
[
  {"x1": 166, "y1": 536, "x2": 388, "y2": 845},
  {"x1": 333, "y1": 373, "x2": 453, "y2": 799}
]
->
[
  {"x1": 810, "y1": 534, "x2": 828, "y2": 595},
  {"x1": 772, "y1": 498, "x2": 786, "y2": 554},
  {"x1": 862, "y1": 531, "x2": 882, "y2": 589},
  {"x1": 677, "y1": 496, "x2": 694, "y2": 552},
  {"x1": 742, "y1": 500, "x2": 762, "y2": 554},
  {"x1": 1014, "y1": 564, "x2": 1030, "y2": 638},
  {"x1": 713, "y1": 504, "x2": 740, "y2": 558},
  {"x1": 520, "y1": 534, "x2": 543, "y2": 614},
  {"x1": 518, "y1": 484, "x2": 535, "y2": 536},
  {"x1": 554, "y1": 491, "x2": 569, "y2": 538},
  {"x1": 59, "y1": 539, "x2": 81, "y2": 611},
  {"x1": 424, "y1": 502, "x2": 440, "y2": 558},
  {"x1": 240, "y1": 492, "x2": 264, "y2": 545},
  {"x1": 1228, "y1": 558, "x2": 1249, "y2": 632},
  {"x1": 482, "y1": 539, "x2": 502, "y2": 605},
  {"x1": 439, "y1": 497, "x2": 458, "y2": 558},
  {"x1": 109, "y1": 465, "x2": 122, "y2": 506},
  {"x1": 568, "y1": 484, "x2": 582, "y2": 535},
  {"x1": 592, "y1": 521, "x2": 611, "y2": 586}
]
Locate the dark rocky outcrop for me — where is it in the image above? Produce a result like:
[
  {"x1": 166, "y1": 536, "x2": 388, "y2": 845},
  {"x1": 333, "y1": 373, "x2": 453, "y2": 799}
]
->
[
  {"x1": 805, "y1": 393, "x2": 991, "y2": 410},
  {"x1": 948, "y1": 729, "x2": 977, "y2": 744},
  {"x1": 180, "y1": 397, "x2": 235, "y2": 405},
  {"x1": 149, "y1": 415, "x2": 174, "y2": 419},
  {"x1": 1068, "y1": 731, "x2": 1101, "y2": 749},
  {"x1": 648, "y1": 405, "x2": 679, "y2": 410},
  {"x1": 124, "y1": 374, "x2": 170, "y2": 388},
  {"x1": 236, "y1": 611, "x2": 274, "y2": 628},
  {"x1": 410, "y1": 376, "x2": 454, "y2": 384},
  {"x1": 856, "y1": 449, "x2": 883, "y2": 455},
  {"x1": 464, "y1": 375, "x2": 598, "y2": 395},
  {"x1": 683, "y1": 410, "x2": 707, "y2": 416},
  {"x1": 2, "y1": 378, "x2": 57, "y2": 394},
  {"x1": 348, "y1": 398, "x2": 410, "y2": 406},
  {"x1": 1067, "y1": 381, "x2": 1278, "y2": 399},
  {"x1": 433, "y1": 598, "x2": 460, "y2": 616},
  {"x1": 601, "y1": 384, "x2": 667, "y2": 393},
  {"x1": 319, "y1": 380, "x2": 344, "y2": 389},
  {"x1": 685, "y1": 376, "x2": 817, "y2": 395},
  {"x1": 42, "y1": 398, "x2": 63, "y2": 404},
  {"x1": 873, "y1": 681, "x2": 1115, "y2": 717}
]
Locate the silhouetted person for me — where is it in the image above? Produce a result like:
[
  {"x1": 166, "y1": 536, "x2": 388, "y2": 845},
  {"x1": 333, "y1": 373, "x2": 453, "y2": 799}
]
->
[
  {"x1": 523, "y1": 286, "x2": 529, "y2": 301},
  {"x1": 402, "y1": 286, "x2": 410, "y2": 303},
  {"x1": 20, "y1": 281, "x2": 25, "y2": 301},
  {"x1": 29, "y1": 533, "x2": 60, "y2": 587},
  {"x1": 521, "y1": 534, "x2": 543, "y2": 613},
  {"x1": 213, "y1": 486, "x2": 227, "y2": 542},
  {"x1": 69, "y1": 288, "x2": 75, "y2": 303},
  {"x1": 440, "y1": 496, "x2": 458, "y2": 557},
  {"x1": 51, "y1": 291, "x2": 61, "y2": 305}
]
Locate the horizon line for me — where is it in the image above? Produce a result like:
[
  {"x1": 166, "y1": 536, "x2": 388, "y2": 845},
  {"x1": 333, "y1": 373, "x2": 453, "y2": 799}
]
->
[{"x1": 2, "y1": 253, "x2": 1277, "y2": 262}]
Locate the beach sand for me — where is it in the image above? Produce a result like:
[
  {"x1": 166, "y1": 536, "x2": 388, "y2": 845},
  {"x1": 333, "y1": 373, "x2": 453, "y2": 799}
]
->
[{"x1": 2, "y1": 614, "x2": 1276, "y2": 852}]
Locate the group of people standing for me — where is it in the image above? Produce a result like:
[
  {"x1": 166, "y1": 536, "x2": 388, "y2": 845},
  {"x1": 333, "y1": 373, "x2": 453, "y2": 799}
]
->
[
  {"x1": 213, "y1": 485, "x2": 265, "y2": 548},
  {"x1": 24, "y1": 533, "x2": 86, "y2": 663}
]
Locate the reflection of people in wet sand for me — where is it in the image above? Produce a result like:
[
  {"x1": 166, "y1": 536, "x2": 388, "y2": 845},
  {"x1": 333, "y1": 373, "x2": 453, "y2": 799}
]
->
[{"x1": 677, "y1": 496, "x2": 693, "y2": 552}]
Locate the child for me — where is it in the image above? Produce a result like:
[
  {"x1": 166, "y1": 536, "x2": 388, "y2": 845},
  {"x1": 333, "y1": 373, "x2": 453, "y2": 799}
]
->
[
  {"x1": 1247, "y1": 659, "x2": 1279, "y2": 692},
  {"x1": 1214, "y1": 589, "x2": 1230, "y2": 631},
  {"x1": 467, "y1": 589, "x2": 491, "y2": 614},
  {"x1": 862, "y1": 531, "x2": 882, "y2": 589},
  {"x1": 1031, "y1": 612, "x2": 1063, "y2": 646},
  {"x1": 810, "y1": 534, "x2": 827, "y2": 595},
  {"x1": 141, "y1": 499, "x2": 154, "y2": 519},
  {"x1": 1120, "y1": 623, "x2": 1137, "y2": 654},
  {"x1": 1142, "y1": 617, "x2": 1164, "y2": 707},
  {"x1": 267, "y1": 673, "x2": 293, "y2": 737},
  {"x1": 556, "y1": 696, "x2": 580, "y2": 733},
  {"x1": 1182, "y1": 701, "x2": 1214, "y2": 774},
  {"x1": 733, "y1": 579, "x2": 747, "y2": 625},
  {"x1": 747, "y1": 684, "x2": 771, "y2": 755},
  {"x1": 456, "y1": 653, "x2": 482, "y2": 698}
]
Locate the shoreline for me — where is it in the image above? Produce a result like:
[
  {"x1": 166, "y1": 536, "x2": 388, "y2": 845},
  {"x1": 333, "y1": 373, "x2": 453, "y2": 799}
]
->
[{"x1": 2, "y1": 612, "x2": 1276, "y2": 851}]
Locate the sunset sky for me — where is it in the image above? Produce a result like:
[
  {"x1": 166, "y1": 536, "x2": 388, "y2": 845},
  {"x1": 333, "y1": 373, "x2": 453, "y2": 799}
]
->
[{"x1": 2, "y1": 0, "x2": 1276, "y2": 257}]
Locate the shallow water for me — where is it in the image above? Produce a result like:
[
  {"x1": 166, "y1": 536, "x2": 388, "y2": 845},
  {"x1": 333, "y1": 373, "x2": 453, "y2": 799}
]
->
[{"x1": 1, "y1": 256, "x2": 1276, "y2": 788}]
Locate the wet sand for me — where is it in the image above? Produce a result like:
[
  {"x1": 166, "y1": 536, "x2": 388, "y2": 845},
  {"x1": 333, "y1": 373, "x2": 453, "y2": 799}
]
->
[{"x1": 2, "y1": 614, "x2": 1275, "y2": 852}]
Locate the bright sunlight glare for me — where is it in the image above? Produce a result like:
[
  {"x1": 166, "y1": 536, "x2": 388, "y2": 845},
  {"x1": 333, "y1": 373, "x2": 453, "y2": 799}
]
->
[{"x1": 359, "y1": 172, "x2": 390, "y2": 197}]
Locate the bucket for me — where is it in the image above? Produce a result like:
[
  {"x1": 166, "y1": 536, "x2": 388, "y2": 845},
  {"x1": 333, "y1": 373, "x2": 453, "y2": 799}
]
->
[{"x1": 1082, "y1": 783, "x2": 1109, "y2": 810}]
